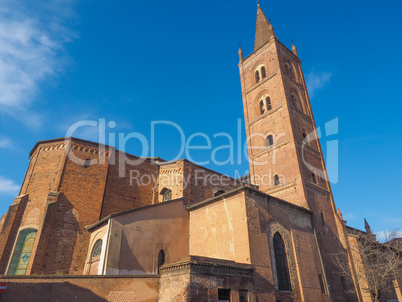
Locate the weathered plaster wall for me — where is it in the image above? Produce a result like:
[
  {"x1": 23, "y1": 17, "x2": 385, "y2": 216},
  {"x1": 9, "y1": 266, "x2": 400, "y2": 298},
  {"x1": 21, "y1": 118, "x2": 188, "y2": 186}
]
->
[
  {"x1": 189, "y1": 192, "x2": 251, "y2": 264},
  {"x1": 105, "y1": 199, "x2": 189, "y2": 275}
]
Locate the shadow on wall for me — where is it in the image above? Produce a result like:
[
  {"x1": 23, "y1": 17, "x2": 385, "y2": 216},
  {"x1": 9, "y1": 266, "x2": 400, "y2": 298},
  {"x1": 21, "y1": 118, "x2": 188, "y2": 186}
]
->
[
  {"x1": 40, "y1": 195, "x2": 80, "y2": 275},
  {"x1": 113, "y1": 232, "x2": 146, "y2": 275},
  {"x1": 0, "y1": 282, "x2": 107, "y2": 302}
]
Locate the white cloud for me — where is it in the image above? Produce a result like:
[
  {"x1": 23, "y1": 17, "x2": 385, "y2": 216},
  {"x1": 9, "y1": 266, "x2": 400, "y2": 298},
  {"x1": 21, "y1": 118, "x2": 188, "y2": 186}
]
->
[
  {"x1": 306, "y1": 71, "x2": 332, "y2": 97},
  {"x1": 0, "y1": 176, "x2": 20, "y2": 195},
  {"x1": 0, "y1": 137, "x2": 12, "y2": 148},
  {"x1": 0, "y1": 0, "x2": 77, "y2": 127}
]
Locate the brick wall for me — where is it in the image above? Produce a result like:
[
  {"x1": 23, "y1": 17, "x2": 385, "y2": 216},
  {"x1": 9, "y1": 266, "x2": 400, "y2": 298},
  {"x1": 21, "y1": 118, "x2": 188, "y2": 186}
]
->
[
  {"x1": 243, "y1": 189, "x2": 330, "y2": 302},
  {"x1": 157, "y1": 160, "x2": 240, "y2": 206},
  {"x1": 0, "y1": 275, "x2": 159, "y2": 302},
  {"x1": 101, "y1": 151, "x2": 159, "y2": 218},
  {"x1": 38, "y1": 141, "x2": 111, "y2": 275},
  {"x1": 0, "y1": 195, "x2": 29, "y2": 273},
  {"x1": 159, "y1": 256, "x2": 254, "y2": 302}
]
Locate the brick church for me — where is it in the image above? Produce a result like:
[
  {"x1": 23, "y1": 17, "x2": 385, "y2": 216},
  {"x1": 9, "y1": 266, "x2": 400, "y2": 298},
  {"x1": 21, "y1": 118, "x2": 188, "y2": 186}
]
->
[{"x1": 0, "y1": 4, "x2": 400, "y2": 302}]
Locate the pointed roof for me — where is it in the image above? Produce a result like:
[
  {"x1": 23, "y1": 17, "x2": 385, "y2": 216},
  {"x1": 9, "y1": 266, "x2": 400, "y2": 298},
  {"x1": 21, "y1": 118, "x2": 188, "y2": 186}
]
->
[
  {"x1": 364, "y1": 218, "x2": 372, "y2": 234},
  {"x1": 254, "y1": 3, "x2": 275, "y2": 51}
]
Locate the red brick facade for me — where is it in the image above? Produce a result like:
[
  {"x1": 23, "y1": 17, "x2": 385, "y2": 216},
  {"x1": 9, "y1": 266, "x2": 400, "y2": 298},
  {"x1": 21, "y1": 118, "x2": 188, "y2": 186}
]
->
[
  {"x1": 0, "y1": 137, "x2": 238, "y2": 276},
  {"x1": 0, "y1": 4, "x2": 400, "y2": 302}
]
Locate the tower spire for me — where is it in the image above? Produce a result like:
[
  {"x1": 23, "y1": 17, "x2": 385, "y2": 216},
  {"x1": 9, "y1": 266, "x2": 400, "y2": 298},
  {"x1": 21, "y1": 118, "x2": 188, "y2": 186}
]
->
[{"x1": 254, "y1": 4, "x2": 275, "y2": 51}]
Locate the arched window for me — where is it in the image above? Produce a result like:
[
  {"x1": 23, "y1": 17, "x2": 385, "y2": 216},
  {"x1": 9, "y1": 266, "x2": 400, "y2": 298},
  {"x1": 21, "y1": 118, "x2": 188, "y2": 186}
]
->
[
  {"x1": 273, "y1": 232, "x2": 292, "y2": 291},
  {"x1": 265, "y1": 97, "x2": 272, "y2": 111},
  {"x1": 160, "y1": 188, "x2": 172, "y2": 202},
  {"x1": 87, "y1": 238, "x2": 103, "y2": 275},
  {"x1": 274, "y1": 175, "x2": 280, "y2": 186},
  {"x1": 260, "y1": 97, "x2": 272, "y2": 115},
  {"x1": 321, "y1": 211, "x2": 325, "y2": 226},
  {"x1": 255, "y1": 70, "x2": 260, "y2": 83},
  {"x1": 158, "y1": 249, "x2": 166, "y2": 272},
  {"x1": 260, "y1": 100, "x2": 265, "y2": 115},
  {"x1": 7, "y1": 228, "x2": 37, "y2": 275},
  {"x1": 285, "y1": 63, "x2": 295, "y2": 80},
  {"x1": 91, "y1": 239, "x2": 103, "y2": 258},
  {"x1": 266, "y1": 135, "x2": 274, "y2": 147},
  {"x1": 214, "y1": 190, "x2": 225, "y2": 197},
  {"x1": 291, "y1": 94, "x2": 302, "y2": 111},
  {"x1": 163, "y1": 190, "x2": 172, "y2": 202},
  {"x1": 261, "y1": 66, "x2": 266, "y2": 79},
  {"x1": 312, "y1": 173, "x2": 317, "y2": 184}
]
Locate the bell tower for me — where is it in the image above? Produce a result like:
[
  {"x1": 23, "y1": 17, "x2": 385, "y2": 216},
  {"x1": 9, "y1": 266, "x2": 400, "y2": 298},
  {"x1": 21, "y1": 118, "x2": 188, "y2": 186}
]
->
[
  {"x1": 239, "y1": 3, "x2": 328, "y2": 208},
  {"x1": 239, "y1": 4, "x2": 355, "y2": 301}
]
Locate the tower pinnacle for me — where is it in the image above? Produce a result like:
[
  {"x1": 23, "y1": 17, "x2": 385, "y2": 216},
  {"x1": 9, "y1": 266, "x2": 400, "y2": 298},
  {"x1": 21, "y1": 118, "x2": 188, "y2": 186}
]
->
[
  {"x1": 364, "y1": 218, "x2": 372, "y2": 234},
  {"x1": 337, "y1": 208, "x2": 344, "y2": 220},
  {"x1": 292, "y1": 40, "x2": 298, "y2": 57},
  {"x1": 254, "y1": 4, "x2": 275, "y2": 51},
  {"x1": 238, "y1": 44, "x2": 243, "y2": 62}
]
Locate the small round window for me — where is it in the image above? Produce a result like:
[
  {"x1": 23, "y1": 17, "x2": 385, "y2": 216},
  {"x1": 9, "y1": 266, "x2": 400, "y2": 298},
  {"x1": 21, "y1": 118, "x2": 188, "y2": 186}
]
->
[{"x1": 91, "y1": 239, "x2": 103, "y2": 258}]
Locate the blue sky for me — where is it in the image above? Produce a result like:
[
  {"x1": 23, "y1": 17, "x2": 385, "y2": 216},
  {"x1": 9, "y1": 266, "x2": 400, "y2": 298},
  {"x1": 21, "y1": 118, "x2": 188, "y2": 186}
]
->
[{"x1": 0, "y1": 0, "x2": 401, "y2": 235}]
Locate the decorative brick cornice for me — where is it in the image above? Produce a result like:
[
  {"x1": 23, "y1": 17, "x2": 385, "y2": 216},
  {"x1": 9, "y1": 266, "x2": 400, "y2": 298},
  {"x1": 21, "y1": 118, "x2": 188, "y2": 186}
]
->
[
  {"x1": 305, "y1": 181, "x2": 330, "y2": 196},
  {"x1": 293, "y1": 107, "x2": 312, "y2": 123},
  {"x1": 252, "y1": 139, "x2": 290, "y2": 159},
  {"x1": 160, "y1": 168, "x2": 182, "y2": 175},
  {"x1": 282, "y1": 73, "x2": 298, "y2": 85},
  {"x1": 35, "y1": 141, "x2": 112, "y2": 157},
  {"x1": 70, "y1": 143, "x2": 111, "y2": 157},
  {"x1": 264, "y1": 180, "x2": 297, "y2": 195},
  {"x1": 297, "y1": 142, "x2": 321, "y2": 159},
  {"x1": 245, "y1": 73, "x2": 278, "y2": 95},
  {"x1": 159, "y1": 256, "x2": 254, "y2": 277},
  {"x1": 249, "y1": 104, "x2": 284, "y2": 127},
  {"x1": 29, "y1": 137, "x2": 115, "y2": 157},
  {"x1": 36, "y1": 143, "x2": 67, "y2": 153}
]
